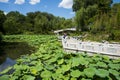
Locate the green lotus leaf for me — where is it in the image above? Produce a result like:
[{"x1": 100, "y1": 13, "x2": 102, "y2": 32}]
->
[
  {"x1": 108, "y1": 63, "x2": 120, "y2": 70},
  {"x1": 89, "y1": 64, "x2": 97, "y2": 68},
  {"x1": 102, "y1": 55, "x2": 110, "y2": 61},
  {"x1": 62, "y1": 76, "x2": 69, "y2": 80},
  {"x1": 52, "y1": 73, "x2": 60, "y2": 79},
  {"x1": 14, "y1": 64, "x2": 29, "y2": 70},
  {"x1": 84, "y1": 68, "x2": 96, "y2": 78},
  {"x1": 41, "y1": 70, "x2": 52, "y2": 78},
  {"x1": 12, "y1": 69, "x2": 21, "y2": 76},
  {"x1": 58, "y1": 59, "x2": 64, "y2": 65},
  {"x1": 97, "y1": 61, "x2": 107, "y2": 68},
  {"x1": 30, "y1": 64, "x2": 43, "y2": 75},
  {"x1": 116, "y1": 76, "x2": 120, "y2": 80},
  {"x1": 58, "y1": 74, "x2": 64, "y2": 79},
  {"x1": 112, "y1": 59, "x2": 120, "y2": 63},
  {"x1": 95, "y1": 69, "x2": 109, "y2": 78},
  {"x1": 10, "y1": 76, "x2": 18, "y2": 80},
  {"x1": 52, "y1": 73, "x2": 64, "y2": 79},
  {"x1": 81, "y1": 78, "x2": 92, "y2": 80},
  {"x1": 71, "y1": 70, "x2": 82, "y2": 78},
  {"x1": 30, "y1": 68, "x2": 37, "y2": 75},
  {"x1": 79, "y1": 58, "x2": 89, "y2": 66},
  {"x1": 55, "y1": 51, "x2": 64, "y2": 58},
  {"x1": 45, "y1": 64, "x2": 55, "y2": 70},
  {"x1": 72, "y1": 58, "x2": 80, "y2": 67},
  {"x1": 109, "y1": 69, "x2": 119, "y2": 77},
  {"x1": 0, "y1": 67, "x2": 12, "y2": 74},
  {"x1": 21, "y1": 75, "x2": 35, "y2": 80},
  {"x1": 47, "y1": 58, "x2": 57, "y2": 64},
  {"x1": 42, "y1": 54, "x2": 51, "y2": 60},
  {"x1": 70, "y1": 78, "x2": 77, "y2": 80},
  {"x1": 86, "y1": 57, "x2": 93, "y2": 63},
  {"x1": 42, "y1": 78, "x2": 52, "y2": 80},
  {"x1": 0, "y1": 75, "x2": 9, "y2": 80},
  {"x1": 30, "y1": 61, "x2": 38, "y2": 65},
  {"x1": 61, "y1": 64, "x2": 71, "y2": 72},
  {"x1": 56, "y1": 68, "x2": 63, "y2": 73},
  {"x1": 72, "y1": 57, "x2": 89, "y2": 67},
  {"x1": 30, "y1": 54, "x2": 38, "y2": 60}
]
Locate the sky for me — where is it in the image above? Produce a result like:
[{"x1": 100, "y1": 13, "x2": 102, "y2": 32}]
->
[{"x1": 0, "y1": 0, "x2": 120, "y2": 19}]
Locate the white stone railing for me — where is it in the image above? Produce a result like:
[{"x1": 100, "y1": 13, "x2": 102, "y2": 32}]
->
[{"x1": 62, "y1": 37, "x2": 120, "y2": 58}]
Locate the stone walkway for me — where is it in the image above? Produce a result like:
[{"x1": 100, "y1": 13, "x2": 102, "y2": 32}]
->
[{"x1": 62, "y1": 37, "x2": 120, "y2": 59}]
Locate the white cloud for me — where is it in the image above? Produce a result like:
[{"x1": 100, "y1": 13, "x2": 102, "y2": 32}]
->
[
  {"x1": 29, "y1": 0, "x2": 40, "y2": 5},
  {"x1": 58, "y1": 0, "x2": 73, "y2": 9},
  {"x1": 4, "y1": 12, "x2": 7, "y2": 15},
  {"x1": 0, "y1": 0, "x2": 9, "y2": 3},
  {"x1": 14, "y1": 0, "x2": 25, "y2": 4}
]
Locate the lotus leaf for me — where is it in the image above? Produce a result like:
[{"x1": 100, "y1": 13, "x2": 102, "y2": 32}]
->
[
  {"x1": 21, "y1": 75, "x2": 35, "y2": 80},
  {"x1": 112, "y1": 59, "x2": 120, "y2": 63},
  {"x1": 45, "y1": 64, "x2": 55, "y2": 70},
  {"x1": 97, "y1": 61, "x2": 107, "y2": 68},
  {"x1": 70, "y1": 78, "x2": 77, "y2": 80},
  {"x1": 84, "y1": 68, "x2": 96, "y2": 78},
  {"x1": 108, "y1": 63, "x2": 120, "y2": 70},
  {"x1": 81, "y1": 78, "x2": 92, "y2": 80},
  {"x1": 41, "y1": 70, "x2": 52, "y2": 78},
  {"x1": 72, "y1": 58, "x2": 80, "y2": 67},
  {"x1": 0, "y1": 75, "x2": 9, "y2": 80},
  {"x1": 61, "y1": 64, "x2": 71, "y2": 72},
  {"x1": 58, "y1": 59, "x2": 64, "y2": 64},
  {"x1": 56, "y1": 68, "x2": 63, "y2": 73},
  {"x1": 71, "y1": 70, "x2": 82, "y2": 78},
  {"x1": 95, "y1": 69, "x2": 109, "y2": 78},
  {"x1": 109, "y1": 69, "x2": 119, "y2": 77}
]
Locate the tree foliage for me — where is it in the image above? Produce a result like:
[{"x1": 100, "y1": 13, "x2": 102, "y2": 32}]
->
[
  {"x1": 1, "y1": 11, "x2": 74, "y2": 35},
  {"x1": 0, "y1": 10, "x2": 6, "y2": 34},
  {"x1": 73, "y1": 0, "x2": 120, "y2": 41}
]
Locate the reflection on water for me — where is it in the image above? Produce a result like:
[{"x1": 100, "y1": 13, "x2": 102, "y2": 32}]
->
[
  {"x1": 0, "y1": 41, "x2": 36, "y2": 72},
  {"x1": 0, "y1": 57, "x2": 16, "y2": 72}
]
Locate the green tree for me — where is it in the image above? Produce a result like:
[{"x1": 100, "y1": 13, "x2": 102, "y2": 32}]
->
[
  {"x1": 34, "y1": 14, "x2": 49, "y2": 34},
  {"x1": 0, "y1": 10, "x2": 6, "y2": 34},
  {"x1": 3, "y1": 11, "x2": 25, "y2": 34},
  {"x1": 97, "y1": 0, "x2": 113, "y2": 15},
  {"x1": 75, "y1": 8, "x2": 87, "y2": 31}
]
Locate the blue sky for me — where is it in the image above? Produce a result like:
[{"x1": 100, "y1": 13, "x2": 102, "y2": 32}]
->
[{"x1": 0, "y1": 0, "x2": 120, "y2": 19}]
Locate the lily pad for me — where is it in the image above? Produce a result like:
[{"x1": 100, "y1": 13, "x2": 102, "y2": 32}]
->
[
  {"x1": 0, "y1": 75, "x2": 9, "y2": 80},
  {"x1": 95, "y1": 69, "x2": 109, "y2": 78},
  {"x1": 41, "y1": 70, "x2": 52, "y2": 78},
  {"x1": 70, "y1": 77, "x2": 77, "y2": 80},
  {"x1": 21, "y1": 75, "x2": 35, "y2": 80},
  {"x1": 84, "y1": 68, "x2": 96, "y2": 78},
  {"x1": 57, "y1": 59, "x2": 64, "y2": 65},
  {"x1": 61, "y1": 65, "x2": 71, "y2": 72},
  {"x1": 97, "y1": 61, "x2": 107, "y2": 68},
  {"x1": 72, "y1": 58, "x2": 80, "y2": 67},
  {"x1": 108, "y1": 63, "x2": 120, "y2": 70},
  {"x1": 109, "y1": 69, "x2": 119, "y2": 77},
  {"x1": 71, "y1": 70, "x2": 82, "y2": 78}
]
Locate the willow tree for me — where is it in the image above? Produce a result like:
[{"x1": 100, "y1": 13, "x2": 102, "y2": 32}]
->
[
  {"x1": 75, "y1": 8, "x2": 86, "y2": 31},
  {"x1": 72, "y1": 0, "x2": 113, "y2": 32}
]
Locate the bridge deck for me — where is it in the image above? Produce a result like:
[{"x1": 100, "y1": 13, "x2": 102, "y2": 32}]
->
[{"x1": 62, "y1": 37, "x2": 120, "y2": 59}]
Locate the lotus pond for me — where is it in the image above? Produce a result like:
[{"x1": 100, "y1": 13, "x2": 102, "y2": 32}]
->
[{"x1": 0, "y1": 35, "x2": 120, "y2": 80}]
